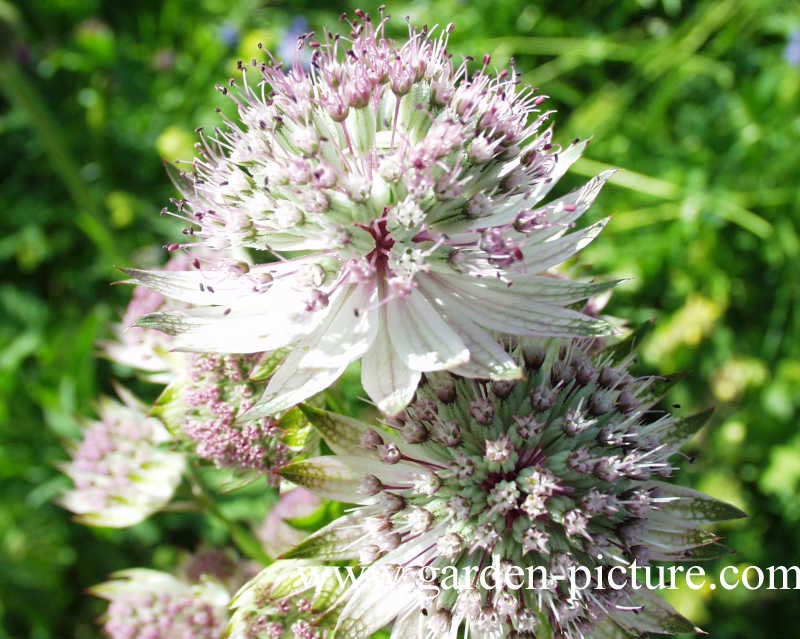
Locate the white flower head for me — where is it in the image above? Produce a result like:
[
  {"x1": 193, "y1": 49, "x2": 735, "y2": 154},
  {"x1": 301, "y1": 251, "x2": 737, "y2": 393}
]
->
[
  {"x1": 58, "y1": 388, "x2": 185, "y2": 528},
  {"x1": 279, "y1": 338, "x2": 745, "y2": 639},
  {"x1": 91, "y1": 568, "x2": 229, "y2": 639},
  {"x1": 128, "y1": 11, "x2": 617, "y2": 418}
]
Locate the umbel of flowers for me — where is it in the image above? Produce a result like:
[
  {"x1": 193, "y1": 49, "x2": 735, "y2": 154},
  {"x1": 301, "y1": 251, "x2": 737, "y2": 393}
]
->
[
  {"x1": 128, "y1": 8, "x2": 617, "y2": 418},
  {"x1": 228, "y1": 559, "x2": 348, "y2": 639},
  {"x1": 58, "y1": 389, "x2": 185, "y2": 528},
  {"x1": 152, "y1": 351, "x2": 319, "y2": 481},
  {"x1": 92, "y1": 554, "x2": 233, "y2": 639},
  {"x1": 276, "y1": 338, "x2": 744, "y2": 639},
  {"x1": 54, "y1": 10, "x2": 747, "y2": 639}
]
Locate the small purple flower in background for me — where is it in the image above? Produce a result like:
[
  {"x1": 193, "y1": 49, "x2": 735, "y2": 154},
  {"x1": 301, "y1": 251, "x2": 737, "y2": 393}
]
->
[
  {"x1": 278, "y1": 16, "x2": 311, "y2": 67},
  {"x1": 218, "y1": 22, "x2": 240, "y2": 48},
  {"x1": 184, "y1": 548, "x2": 239, "y2": 584},
  {"x1": 183, "y1": 547, "x2": 261, "y2": 592},
  {"x1": 152, "y1": 48, "x2": 176, "y2": 71},
  {"x1": 258, "y1": 487, "x2": 321, "y2": 557},
  {"x1": 785, "y1": 30, "x2": 800, "y2": 66}
]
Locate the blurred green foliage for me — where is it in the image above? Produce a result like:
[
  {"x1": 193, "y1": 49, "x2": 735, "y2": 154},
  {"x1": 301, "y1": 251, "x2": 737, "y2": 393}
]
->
[{"x1": 1, "y1": 0, "x2": 799, "y2": 637}]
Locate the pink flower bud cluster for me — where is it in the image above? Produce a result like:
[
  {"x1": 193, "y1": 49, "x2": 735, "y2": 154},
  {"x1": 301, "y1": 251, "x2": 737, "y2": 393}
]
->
[
  {"x1": 182, "y1": 353, "x2": 290, "y2": 479},
  {"x1": 69, "y1": 410, "x2": 158, "y2": 510},
  {"x1": 59, "y1": 396, "x2": 185, "y2": 527},
  {"x1": 104, "y1": 591, "x2": 221, "y2": 639},
  {"x1": 94, "y1": 570, "x2": 228, "y2": 639}
]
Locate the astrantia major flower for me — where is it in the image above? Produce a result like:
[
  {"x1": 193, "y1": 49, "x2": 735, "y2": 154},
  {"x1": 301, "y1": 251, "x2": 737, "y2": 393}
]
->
[
  {"x1": 130, "y1": 10, "x2": 616, "y2": 417},
  {"x1": 152, "y1": 352, "x2": 318, "y2": 481},
  {"x1": 92, "y1": 568, "x2": 229, "y2": 639},
  {"x1": 59, "y1": 389, "x2": 185, "y2": 527},
  {"x1": 278, "y1": 338, "x2": 745, "y2": 639},
  {"x1": 228, "y1": 559, "x2": 347, "y2": 639}
]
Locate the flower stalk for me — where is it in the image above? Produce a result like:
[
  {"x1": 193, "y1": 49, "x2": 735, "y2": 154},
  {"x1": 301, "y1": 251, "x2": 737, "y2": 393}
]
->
[{"x1": 186, "y1": 462, "x2": 273, "y2": 566}]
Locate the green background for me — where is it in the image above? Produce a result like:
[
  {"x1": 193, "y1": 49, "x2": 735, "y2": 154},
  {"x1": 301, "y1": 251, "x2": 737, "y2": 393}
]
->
[{"x1": 1, "y1": 0, "x2": 799, "y2": 637}]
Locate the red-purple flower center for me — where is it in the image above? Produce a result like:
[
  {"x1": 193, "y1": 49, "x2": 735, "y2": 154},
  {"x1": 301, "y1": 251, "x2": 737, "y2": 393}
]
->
[{"x1": 356, "y1": 217, "x2": 395, "y2": 274}]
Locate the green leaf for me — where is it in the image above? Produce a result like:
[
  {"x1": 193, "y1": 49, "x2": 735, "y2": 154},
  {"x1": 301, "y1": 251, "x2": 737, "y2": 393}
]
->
[
  {"x1": 135, "y1": 311, "x2": 184, "y2": 335},
  {"x1": 591, "y1": 619, "x2": 633, "y2": 639},
  {"x1": 148, "y1": 381, "x2": 186, "y2": 435},
  {"x1": 643, "y1": 371, "x2": 689, "y2": 399},
  {"x1": 605, "y1": 319, "x2": 656, "y2": 360},
  {"x1": 280, "y1": 406, "x2": 318, "y2": 451},
  {"x1": 656, "y1": 407, "x2": 714, "y2": 448},
  {"x1": 643, "y1": 526, "x2": 720, "y2": 555},
  {"x1": 284, "y1": 500, "x2": 337, "y2": 533},
  {"x1": 661, "y1": 541, "x2": 733, "y2": 562}
]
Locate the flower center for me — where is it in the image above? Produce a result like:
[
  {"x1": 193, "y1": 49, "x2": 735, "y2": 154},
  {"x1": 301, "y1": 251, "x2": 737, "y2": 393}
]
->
[{"x1": 355, "y1": 217, "x2": 395, "y2": 275}]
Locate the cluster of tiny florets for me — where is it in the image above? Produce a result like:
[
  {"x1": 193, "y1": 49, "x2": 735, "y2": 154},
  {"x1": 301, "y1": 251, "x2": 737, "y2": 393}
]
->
[
  {"x1": 228, "y1": 562, "x2": 347, "y2": 639},
  {"x1": 184, "y1": 548, "x2": 239, "y2": 584},
  {"x1": 69, "y1": 412, "x2": 159, "y2": 511},
  {"x1": 105, "y1": 591, "x2": 222, "y2": 639},
  {"x1": 238, "y1": 598, "x2": 326, "y2": 639},
  {"x1": 315, "y1": 339, "x2": 729, "y2": 639},
  {"x1": 176, "y1": 9, "x2": 562, "y2": 291},
  {"x1": 59, "y1": 398, "x2": 185, "y2": 527},
  {"x1": 95, "y1": 570, "x2": 228, "y2": 639},
  {"x1": 182, "y1": 353, "x2": 290, "y2": 478}
]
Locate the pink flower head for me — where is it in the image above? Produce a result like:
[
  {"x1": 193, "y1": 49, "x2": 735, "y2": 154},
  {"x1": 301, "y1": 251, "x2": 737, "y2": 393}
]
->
[{"x1": 59, "y1": 389, "x2": 185, "y2": 527}]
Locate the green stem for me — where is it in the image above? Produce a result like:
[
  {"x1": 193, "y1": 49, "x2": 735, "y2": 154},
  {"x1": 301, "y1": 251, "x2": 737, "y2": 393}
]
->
[
  {"x1": 572, "y1": 157, "x2": 680, "y2": 200},
  {"x1": 477, "y1": 36, "x2": 638, "y2": 61},
  {"x1": 186, "y1": 462, "x2": 273, "y2": 566}
]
